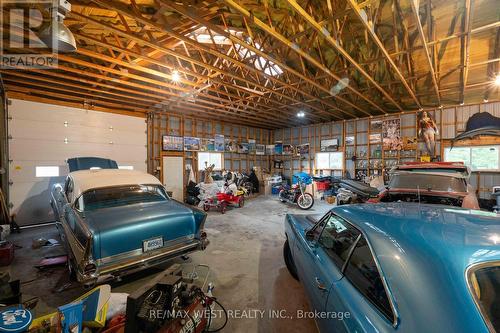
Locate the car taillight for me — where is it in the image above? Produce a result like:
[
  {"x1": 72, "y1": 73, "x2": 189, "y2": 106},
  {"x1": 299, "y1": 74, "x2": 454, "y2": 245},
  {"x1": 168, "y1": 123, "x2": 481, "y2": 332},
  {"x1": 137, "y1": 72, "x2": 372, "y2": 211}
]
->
[{"x1": 84, "y1": 263, "x2": 96, "y2": 273}]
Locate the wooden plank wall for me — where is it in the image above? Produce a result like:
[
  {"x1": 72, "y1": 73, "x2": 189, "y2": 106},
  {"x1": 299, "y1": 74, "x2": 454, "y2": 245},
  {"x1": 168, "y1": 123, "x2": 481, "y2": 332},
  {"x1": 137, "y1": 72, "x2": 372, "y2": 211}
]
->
[
  {"x1": 272, "y1": 101, "x2": 500, "y2": 199},
  {"x1": 148, "y1": 112, "x2": 270, "y2": 183}
]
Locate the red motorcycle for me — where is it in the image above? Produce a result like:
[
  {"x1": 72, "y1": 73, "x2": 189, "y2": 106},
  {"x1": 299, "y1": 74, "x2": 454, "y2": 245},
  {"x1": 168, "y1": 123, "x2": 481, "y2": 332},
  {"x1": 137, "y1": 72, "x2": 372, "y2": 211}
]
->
[
  {"x1": 203, "y1": 186, "x2": 245, "y2": 214},
  {"x1": 278, "y1": 177, "x2": 314, "y2": 210}
]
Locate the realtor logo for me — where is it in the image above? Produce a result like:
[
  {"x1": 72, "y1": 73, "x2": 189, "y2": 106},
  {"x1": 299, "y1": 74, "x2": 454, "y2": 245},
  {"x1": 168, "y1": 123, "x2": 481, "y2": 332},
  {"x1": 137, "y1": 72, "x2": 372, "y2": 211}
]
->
[{"x1": 0, "y1": 0, "x2": 59, "y2": 69}]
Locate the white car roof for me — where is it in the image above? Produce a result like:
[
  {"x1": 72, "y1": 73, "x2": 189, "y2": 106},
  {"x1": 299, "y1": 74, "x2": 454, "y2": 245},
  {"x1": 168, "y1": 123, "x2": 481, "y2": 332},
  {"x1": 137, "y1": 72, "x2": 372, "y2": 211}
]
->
[{"x1": 69, "y1": 169, "x2": 162, "y2": 200}]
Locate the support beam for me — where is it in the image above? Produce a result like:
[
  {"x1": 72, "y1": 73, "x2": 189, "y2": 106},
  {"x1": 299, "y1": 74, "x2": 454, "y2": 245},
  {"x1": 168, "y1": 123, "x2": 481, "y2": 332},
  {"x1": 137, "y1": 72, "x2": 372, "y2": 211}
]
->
[
  {"x1": 409, "y1": 0, "x2": 442, "y2": 106},
  {"x1": 279, "y1": 0, "x2": 403, "y2": 111},
  {"x1": 163, "y1": 1, "x2": 382, "y2": 117},
  {"x1": 459, "y1": 0, "x2": 473, "y2": 104},
  {"x1": 85, "y1": 1, "x2": 341, "y2": 121},
  {"x1": 346, "y1": 0, "x2": 421, "y2": 108}
]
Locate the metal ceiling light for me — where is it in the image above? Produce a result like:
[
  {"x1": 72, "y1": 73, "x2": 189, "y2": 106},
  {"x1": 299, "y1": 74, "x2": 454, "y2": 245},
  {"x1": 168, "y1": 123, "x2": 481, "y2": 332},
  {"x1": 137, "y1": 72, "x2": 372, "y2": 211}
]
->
[
  {"x1": 39, "y1": 0, "x2": 76, "y2": 53},
  {"x1": 495, "y1": 74, "x2": 500, "y2": 86},
  {"x1": 297, "y1": 111, "x2": 305, "y2": 118}
]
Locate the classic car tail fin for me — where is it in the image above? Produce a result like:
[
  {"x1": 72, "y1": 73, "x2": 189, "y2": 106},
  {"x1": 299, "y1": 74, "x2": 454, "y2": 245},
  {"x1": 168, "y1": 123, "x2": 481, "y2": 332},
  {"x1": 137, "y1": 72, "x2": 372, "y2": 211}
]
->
[{"x1": 68, "y1": 157, "x2": 119, "y2": 172}]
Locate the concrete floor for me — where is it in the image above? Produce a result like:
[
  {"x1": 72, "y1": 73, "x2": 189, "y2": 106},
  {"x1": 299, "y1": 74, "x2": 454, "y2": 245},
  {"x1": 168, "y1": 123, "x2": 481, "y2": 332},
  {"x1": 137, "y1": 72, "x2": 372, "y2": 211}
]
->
[{"x1": 3, "y1": 195, "x2": 333, "y2": 332}]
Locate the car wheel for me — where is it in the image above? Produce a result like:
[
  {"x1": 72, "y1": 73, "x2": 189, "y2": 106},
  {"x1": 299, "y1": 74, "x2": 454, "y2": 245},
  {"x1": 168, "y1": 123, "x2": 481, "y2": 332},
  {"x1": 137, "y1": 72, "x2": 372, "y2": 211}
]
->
[
  {"x1": 203, "y1": 204, "x2": 210, "y2": 212},
  {"x1": 283, "y1": 240, "x2": 299, "y2": 281},
  {"x1": 238, "y1": 197, "x2": 245, "y2": 208}
]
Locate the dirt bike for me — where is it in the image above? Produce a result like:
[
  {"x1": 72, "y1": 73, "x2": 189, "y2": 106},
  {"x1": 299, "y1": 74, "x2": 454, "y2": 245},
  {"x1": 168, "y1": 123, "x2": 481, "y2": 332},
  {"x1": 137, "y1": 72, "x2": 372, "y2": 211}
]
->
[{"x1": 278, "y1": 177, "x2": 314, "y2": 210}]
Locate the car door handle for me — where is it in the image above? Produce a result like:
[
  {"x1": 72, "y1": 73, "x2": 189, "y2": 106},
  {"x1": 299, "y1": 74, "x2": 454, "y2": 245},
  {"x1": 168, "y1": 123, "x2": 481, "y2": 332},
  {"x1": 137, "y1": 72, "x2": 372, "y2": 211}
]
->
[{"x1": 315, "y1": 277, "x2": 327, "y2": 291}]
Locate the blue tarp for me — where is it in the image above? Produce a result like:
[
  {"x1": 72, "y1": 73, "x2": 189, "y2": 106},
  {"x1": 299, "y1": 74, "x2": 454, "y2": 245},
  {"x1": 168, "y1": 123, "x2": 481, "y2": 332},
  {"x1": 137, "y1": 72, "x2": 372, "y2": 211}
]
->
[{"x1": 292, "y1": 172, "x2": 312, "y2": 185}]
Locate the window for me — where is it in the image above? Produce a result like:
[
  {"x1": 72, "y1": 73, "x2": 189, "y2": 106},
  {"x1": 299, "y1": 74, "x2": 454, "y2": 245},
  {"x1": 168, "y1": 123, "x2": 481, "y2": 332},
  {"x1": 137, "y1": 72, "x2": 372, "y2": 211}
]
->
[
  {"x1": 118, "y1": 165, "x2": 134, "y2": 170},
  {"x1": 468, "y1": 264, "x2": 500, "y2": 331},
  {"x1": 198, "y1": 152, "x2": 223, "y2": 170},
  {"x1": 316, "y1": 152, "x2": 344, "y2": 170},
  {"x1": 318, "y1": 214, "x2": 360, "y2": 271},
  {"x1": 389, "y1": 173, "x2": 467, "y2": 193},
  {"x1": 36, "y1": 166, "x2": 59, "y2": 177},
  {"x1": 81, "y1": 184, "x2": 168, "y2": 211},
  {"x1": 344, "y1": 237, "x2": 393, "y2": 322},
  {"x1": 444, "y1": 145, "x2": 500, "y2": 171}
]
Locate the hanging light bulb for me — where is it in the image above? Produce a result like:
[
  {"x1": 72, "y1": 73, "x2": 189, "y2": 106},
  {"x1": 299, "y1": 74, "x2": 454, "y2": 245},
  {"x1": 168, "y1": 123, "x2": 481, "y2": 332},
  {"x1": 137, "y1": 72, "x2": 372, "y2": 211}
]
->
[
  {"x1": 495, "y1": 74, "x2": 500, "y2": 86},
  {"x1": 171, "y1": 70, "x2": 181, "y2": 82}
]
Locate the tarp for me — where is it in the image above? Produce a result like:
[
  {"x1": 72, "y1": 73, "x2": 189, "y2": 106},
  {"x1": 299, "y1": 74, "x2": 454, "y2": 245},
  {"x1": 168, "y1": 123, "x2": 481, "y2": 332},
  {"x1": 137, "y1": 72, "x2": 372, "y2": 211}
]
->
[
  {"x1": 452, "y1": 112, "x2": 500, "y2": 147},
  {"x1": 292, "y1": 172, "x2": 312, "y2": 185},
  {"x1": 68, "y1": 157, "x2": 118, "y2": 172}
]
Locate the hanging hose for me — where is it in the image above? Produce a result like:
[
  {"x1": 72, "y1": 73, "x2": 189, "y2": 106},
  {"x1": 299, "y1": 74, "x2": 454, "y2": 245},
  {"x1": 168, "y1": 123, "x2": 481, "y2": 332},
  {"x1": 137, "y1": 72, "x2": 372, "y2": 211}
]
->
[{"x1": 203, "y1": 296, "x2": 228, "y2": 333}]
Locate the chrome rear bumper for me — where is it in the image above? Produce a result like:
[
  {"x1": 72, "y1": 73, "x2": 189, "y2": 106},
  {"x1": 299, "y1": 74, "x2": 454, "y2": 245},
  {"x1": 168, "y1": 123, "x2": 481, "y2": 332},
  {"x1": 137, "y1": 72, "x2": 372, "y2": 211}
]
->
[{"x1": 78, "y1": 237, "x2": 209, "y2": 285}]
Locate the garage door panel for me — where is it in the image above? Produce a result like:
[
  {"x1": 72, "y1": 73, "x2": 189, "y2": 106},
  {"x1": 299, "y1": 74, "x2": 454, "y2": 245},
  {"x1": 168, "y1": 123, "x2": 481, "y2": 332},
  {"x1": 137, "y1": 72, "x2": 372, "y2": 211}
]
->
[
  {"x1": 10, "y1": 141, "x2": 145, "y2": 161},
  {"x1": 8, "y1": 99, "x2": 147, "y2": 225},
  {"x1": 9, "y1": 140, "x2": 114, "y2": 161},
  {"x1": 10, "y1": 119, "x2": 145, "y2": 145},
  {"x1": 11, "y1": 100, "x2": 146, "y2": 129}
]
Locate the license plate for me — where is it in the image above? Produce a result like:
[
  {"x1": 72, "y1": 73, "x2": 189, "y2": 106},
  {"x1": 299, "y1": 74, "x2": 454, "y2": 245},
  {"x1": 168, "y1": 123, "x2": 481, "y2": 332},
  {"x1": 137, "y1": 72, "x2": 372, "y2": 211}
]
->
[{"x1": 143, "y1": 236, "x2": 164, "y2": 252}]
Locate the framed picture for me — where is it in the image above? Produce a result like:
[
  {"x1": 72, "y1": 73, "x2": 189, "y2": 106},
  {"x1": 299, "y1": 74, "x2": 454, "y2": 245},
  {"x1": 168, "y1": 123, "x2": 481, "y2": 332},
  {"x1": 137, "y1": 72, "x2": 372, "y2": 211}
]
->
[
  {"x1": 297, "y1": 143, "x2": 309, "y2": 155},
  {"x1": 321, "y1": 138, "x2": 339, "y2": 152},
  {"x1": 162, "y1": 135, "x2": 183, "y2": 151},
  {"x1": 345, "y1": 136, "x2": 355, "y2": 145},
  {"x1": 214, "y1": 134, "x2": 225, "y2": 152},
  {"x1": 369, "y1": 133, "x2": 381, "y2": 144},
  {"x1": 282, "y1": 144, "x2": 293, "y2": 155},
  {"x1": 184, "y1": 137, "x2": 201, "y2": 151},
  {"x1": 238, "y1": 142, "x2": 249, "y2": 154},
  {"x1": 274, "y1": 142, "x2": 283, "y2": 155},
  {"x1": 266, "y1": 145, "x2": 275, "y2": 155},
  {"x1": 382, "y1": 118, "x2": 402, "y2": 150},
  {"x1": 225, "y1": 138, "x2": 237, "y2": 152},
  {"x1": 248, "y1": 139, "x2": 256, "y2": 154},
  {"x1": 201, "y1": 138, "x2": 214, "y2": 152},
  {"x1": 256, "y1": 144, "x2": 265, "y2": 155},
  {"x1": 370, "y1": 120, "x2": 383, "y2": 132}
]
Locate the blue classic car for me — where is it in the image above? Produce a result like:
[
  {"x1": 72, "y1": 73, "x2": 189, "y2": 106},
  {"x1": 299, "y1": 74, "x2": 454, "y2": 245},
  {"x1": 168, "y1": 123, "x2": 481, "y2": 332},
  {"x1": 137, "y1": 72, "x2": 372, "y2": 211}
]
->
[
  {"x1": 51, "y1": 157, "x2": 208, "y2": 286},
  {"x1": 284, "y1": 203, "x2": 500, "y2": 332}
]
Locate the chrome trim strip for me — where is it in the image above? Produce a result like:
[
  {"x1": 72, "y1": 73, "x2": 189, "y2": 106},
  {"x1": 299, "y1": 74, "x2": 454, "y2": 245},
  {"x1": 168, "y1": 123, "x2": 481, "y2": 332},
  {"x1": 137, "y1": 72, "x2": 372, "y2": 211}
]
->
[
  {"x1": 98, "y1": 240, "x2": 201, "y2": 275},
  {"x1": 465, "y1": 260, "x2": 500, "y2": 333}
]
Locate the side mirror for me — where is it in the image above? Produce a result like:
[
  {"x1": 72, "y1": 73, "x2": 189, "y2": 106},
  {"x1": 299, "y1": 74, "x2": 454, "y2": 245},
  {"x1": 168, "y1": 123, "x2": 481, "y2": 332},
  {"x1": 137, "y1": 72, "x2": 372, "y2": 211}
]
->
[{"x1": 305, "y1": 229, "x2": 315, "y2": 242}]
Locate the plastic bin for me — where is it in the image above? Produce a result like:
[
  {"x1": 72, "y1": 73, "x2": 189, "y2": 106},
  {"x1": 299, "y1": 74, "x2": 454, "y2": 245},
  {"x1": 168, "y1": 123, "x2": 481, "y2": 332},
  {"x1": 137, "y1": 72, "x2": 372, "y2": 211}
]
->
[{"x1": 316, "y1": 181, "x2": 330, "y2": 191}]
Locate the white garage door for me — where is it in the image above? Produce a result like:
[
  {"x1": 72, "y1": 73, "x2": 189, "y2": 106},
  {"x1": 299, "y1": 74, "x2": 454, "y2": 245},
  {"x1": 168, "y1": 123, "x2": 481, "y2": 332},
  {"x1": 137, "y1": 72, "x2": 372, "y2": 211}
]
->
[{"x1": 8, "y1": 99, "x2": 147, "y2": 226}]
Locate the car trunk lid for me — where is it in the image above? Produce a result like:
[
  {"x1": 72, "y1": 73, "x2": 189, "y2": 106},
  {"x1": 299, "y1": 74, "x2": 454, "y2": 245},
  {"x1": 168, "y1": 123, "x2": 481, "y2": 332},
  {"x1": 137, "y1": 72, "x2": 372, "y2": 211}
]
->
[{"x1": 84, "y1": 200, "x2": 196, "y2": 259}]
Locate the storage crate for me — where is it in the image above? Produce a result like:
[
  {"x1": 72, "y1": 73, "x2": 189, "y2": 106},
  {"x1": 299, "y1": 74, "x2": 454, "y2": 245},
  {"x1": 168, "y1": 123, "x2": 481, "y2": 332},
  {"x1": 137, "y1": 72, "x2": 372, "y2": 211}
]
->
[{"x1": 315, "y1": 181, "x2": 331, "y2": 191}]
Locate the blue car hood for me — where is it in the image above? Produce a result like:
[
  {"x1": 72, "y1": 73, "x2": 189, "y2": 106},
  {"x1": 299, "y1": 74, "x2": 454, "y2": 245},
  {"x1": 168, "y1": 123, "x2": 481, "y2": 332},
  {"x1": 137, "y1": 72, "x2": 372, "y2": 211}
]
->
[{"x1": 83, "y1": 200, "x2": 199, "y2": 259}]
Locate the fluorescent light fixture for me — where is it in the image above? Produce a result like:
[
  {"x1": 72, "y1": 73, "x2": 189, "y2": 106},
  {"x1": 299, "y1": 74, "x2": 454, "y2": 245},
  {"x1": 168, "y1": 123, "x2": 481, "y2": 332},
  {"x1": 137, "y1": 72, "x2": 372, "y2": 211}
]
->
[
  {"x1": 171, "y1": 70, "x2": 180, "y2": 82},
  {"x1": 118, "y1": 165, "x2": 134, "y2": 170},
  {"x1": 297, "y1": 111, "x2": 305, "y2": 118}
]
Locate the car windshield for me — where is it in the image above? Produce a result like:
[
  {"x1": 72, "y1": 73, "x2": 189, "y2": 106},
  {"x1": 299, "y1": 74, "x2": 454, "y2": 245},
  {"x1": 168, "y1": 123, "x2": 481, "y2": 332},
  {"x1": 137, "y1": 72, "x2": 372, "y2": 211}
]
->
[
  {"x1": 389, "y1": 173, "x2": 467, "y2": 192},
  {"x1": 469, "y1": 265, "x2": 500, "y2": 331},
  {"x1": 79, "y1": 184, "x2": 168, "y2": 211}
]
